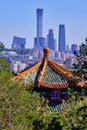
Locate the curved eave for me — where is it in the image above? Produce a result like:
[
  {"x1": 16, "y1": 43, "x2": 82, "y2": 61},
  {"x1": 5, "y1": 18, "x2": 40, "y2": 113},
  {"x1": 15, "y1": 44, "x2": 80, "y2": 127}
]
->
[
  {"x1": 47, "y1": 59, "x2": 74, "y2": 81},
  {"x1": 12, "y1": 55, "x2": 75, "y2": 89},
  {"x1": 15, "y1": 60, "x2": 42, "y2": 77},
  {"x1": 52, "y1": 60, "x2": 72, "y2": 73},
  {"x1": 76, "y1": 80, "x2": 87, "y2": 87},
  {"x1": 37, "y1": 81, "x2": 69, "y2": 89}
]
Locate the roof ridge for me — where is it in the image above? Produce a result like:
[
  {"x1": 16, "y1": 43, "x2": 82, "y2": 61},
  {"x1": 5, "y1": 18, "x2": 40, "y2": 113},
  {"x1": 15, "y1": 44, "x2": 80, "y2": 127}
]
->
[
  {"x1": 48, "y1": 60, "x2": 74, "y2": 81},
  {"x1": 52, "y1": 60, "x2": 72, "y2": 74},
  {"x1": 37, "y1": 59, "x2": 47, "y2": 86}
]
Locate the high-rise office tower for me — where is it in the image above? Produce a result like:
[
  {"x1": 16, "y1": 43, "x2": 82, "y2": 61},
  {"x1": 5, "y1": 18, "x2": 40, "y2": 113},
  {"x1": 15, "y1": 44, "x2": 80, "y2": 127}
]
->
[
  {"x1": 54, "y1": 39, "x2": 57, "y2": 51},
  {"x1": 37, "y1": 9, "x2": 43, "y2": 37},
  {"x1": 12, "y1": 36, "x2": 26, "y2": 50},
  {"x1": 58, "y1": 25, "x2": 66, "y2": 52},
  {"x1": 34, "y1": 9, "x2": 46, "y2": 49},
  {"x1": 47, "y1": 29, "x2": 56, "y2": 50}
]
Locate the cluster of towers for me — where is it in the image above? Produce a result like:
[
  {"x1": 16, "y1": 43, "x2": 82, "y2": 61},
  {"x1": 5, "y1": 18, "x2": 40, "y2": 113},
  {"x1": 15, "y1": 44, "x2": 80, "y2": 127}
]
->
[{"x1": 34, "y1": 9, "x2": 66, "y2": 52}]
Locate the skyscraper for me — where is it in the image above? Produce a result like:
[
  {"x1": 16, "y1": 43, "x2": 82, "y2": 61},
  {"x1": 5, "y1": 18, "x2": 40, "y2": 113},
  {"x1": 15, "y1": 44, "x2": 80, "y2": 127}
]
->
[
  {"x1": 37, "y1": 9, "x2": 43, "y2": 37},
  {"x1": 47, "y1": 29, "x2": 56, "y2": 51},
  {"x1": 34, "y1": 9, "x2": 46, "y2": 49},
  {"x1": 12, "y1": 36, "x2": 26, "y2": 50},
  {"x1": 58, "y1": 25, "x2": 66, "y2": 52}
]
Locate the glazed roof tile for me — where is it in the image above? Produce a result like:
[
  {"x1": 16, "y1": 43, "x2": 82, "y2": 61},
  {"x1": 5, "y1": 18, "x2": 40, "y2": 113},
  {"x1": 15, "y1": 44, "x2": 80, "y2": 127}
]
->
[{"x1": 42, "y1": 65, "x2": 67, "y2": 83}]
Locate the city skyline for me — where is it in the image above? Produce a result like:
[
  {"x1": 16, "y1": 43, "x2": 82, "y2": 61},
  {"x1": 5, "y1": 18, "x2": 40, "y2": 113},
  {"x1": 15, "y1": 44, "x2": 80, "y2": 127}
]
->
[{"x1": 0, "y1": 0, "x2": 87, "y2": 48}]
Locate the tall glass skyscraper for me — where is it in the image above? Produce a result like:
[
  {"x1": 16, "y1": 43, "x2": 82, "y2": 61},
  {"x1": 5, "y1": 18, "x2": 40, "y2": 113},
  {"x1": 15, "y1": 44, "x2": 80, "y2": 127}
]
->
[
  {"x1": 37, "y1": 9, "x2": 43, "y2": 37},
  {"x1": 34, "y1": 9, "x2": 46, "y2": 49},
  {"x1": 58, "y1": 25, "x2": 66, "y2": 52}
]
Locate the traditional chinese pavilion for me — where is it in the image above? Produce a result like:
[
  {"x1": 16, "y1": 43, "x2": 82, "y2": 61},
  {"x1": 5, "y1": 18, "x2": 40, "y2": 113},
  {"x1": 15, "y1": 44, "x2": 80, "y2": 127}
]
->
[{"x1": 13, "y1": 48, "x2": 87, "y2": 101}]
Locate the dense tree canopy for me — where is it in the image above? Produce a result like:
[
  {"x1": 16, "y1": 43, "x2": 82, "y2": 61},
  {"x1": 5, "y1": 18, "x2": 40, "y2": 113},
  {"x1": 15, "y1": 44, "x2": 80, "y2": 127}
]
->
[
  {"x1": 64, "y1": 98, "x2": 87, "y2": 130},
  {"x1": 0, "y1": 56, "x2": 87, "y2": 130}
]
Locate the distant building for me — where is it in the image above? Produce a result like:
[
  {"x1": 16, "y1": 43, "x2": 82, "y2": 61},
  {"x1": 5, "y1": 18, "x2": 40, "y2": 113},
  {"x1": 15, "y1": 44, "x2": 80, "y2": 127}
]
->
[
  {"x1": 54, "y1": 39, "x2": 57, "y2": 51},
  {"x1": 34, "y1": 9, "x2": 46, "y2": 49},
  {"x1": 64, "y1": 58, "x2": 74, "y2": 68},
  {"x1": 12, "y1": 36, "x2": 26, "y2": 50},
  {"x1": 34, "y1": 37, "x2": 46, "y2": 49},
  {"x1": 11, "y1": 61, "x2": 27, "y2": 72},
  {"x1": 66, "y1": 45, "x2": 69, "y2": 52},
  {"x1": 47, "y1": 29, "x2": 56, "y2": 51},
  {"x1": 71, "y1": 44, "x2": 78, "y2": 54},
  {"x1": 1, "y1": 50, "x2": 35, "y2": 70},
  {"x1": 37, "y1": 8, "x2": 43, "y2": 38},
  {"x1": 58, "y1": 25, "x2": 66, "y2": 52}
]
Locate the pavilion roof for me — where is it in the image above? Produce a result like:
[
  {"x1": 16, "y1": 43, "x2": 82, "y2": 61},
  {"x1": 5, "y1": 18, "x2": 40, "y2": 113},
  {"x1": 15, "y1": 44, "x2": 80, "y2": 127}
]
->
[{"x1": 13, "y1": 48, "x2": 87, "y2": 88}]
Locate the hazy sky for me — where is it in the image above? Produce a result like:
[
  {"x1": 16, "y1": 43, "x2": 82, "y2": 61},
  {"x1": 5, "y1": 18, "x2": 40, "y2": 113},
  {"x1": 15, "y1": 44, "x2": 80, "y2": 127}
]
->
[{"x1": 0, "y1": 0, "x2": 87, "y2": 49}]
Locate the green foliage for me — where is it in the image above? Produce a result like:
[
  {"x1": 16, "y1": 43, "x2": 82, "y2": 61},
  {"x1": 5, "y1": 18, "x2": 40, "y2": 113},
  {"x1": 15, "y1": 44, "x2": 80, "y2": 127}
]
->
[
  {"x1": 85, "y1": 37, "x2": 87, "y2": 44},
  {"x1": 0, "y1": 80, "x2": 49, "y2": 130},
  {"x1": 73, "y1": 39, "x2": 87, "y2": 80},
  {"x1": 64, "y1": 99, "x2": 87, "y2": 130},
  {"x1": 46, "y1": 112, "x2": 66, "y2": 130},
  {"x1": 0, "y1": 57, "x2": 87, "y2": 130},
  {"x1": 0, "y1": 42, "x2": 4, "y2": 52},
  {"x1": 79, "y1": 41, "x2": 87, "y2": 56}
]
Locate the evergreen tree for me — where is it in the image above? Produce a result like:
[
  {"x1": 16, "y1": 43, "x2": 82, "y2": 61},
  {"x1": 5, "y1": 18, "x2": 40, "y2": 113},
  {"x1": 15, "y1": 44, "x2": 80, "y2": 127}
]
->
[{"x1": 0, "y1": 42, "x2": 4, "y2": 52}]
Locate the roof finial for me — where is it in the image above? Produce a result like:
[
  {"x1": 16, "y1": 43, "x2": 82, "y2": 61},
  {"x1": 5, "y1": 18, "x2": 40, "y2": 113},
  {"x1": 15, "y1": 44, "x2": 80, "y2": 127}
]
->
[{"x1": 43, "y1": 48, "x2": 50, "y2": 59}]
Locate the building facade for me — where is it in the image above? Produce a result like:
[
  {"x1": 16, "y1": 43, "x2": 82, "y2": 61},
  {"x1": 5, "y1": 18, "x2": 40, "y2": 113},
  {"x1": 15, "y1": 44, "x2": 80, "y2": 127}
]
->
[
  {"x1": 37, "y1": 9, "x2": 43, "y2": 37},
  {"x1": 12, "y1": 36, "x2": 26, "y2": 51},
  {"x1": 58, "y1": 25, "x2": 66, "y2": 52}
]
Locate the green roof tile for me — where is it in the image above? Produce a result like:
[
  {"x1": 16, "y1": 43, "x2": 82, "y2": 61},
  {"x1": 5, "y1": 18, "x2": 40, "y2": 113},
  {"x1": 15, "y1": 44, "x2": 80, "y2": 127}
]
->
[
  {"x1": 42, "y1": 65, "x2": 67, "y2": 83},
  {"x1": 22, "y1": 65, "x2": 43, "y2": 83}
]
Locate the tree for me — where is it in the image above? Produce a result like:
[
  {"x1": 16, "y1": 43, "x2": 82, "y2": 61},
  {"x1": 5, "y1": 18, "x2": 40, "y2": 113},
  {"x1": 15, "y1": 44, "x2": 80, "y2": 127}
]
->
[
  {"x1": 0, "y1": 42, "x2": 4, "y2": 52},
  {"x1": 64, "y1": 98, "x2": 87, "y2": 130},
  {"x1": 0, "y1": 80, "x2": 49, "y2": 129},
  {"x1": 72, "y1": 39, "x2": 87, "y2": 80},
  {"x1": 85, "y1": 37, "x2": 87, "y2": 44},
  {"x1": 0, "y1": 57, "x2": 66, "y2": 130},
  {"x1": 0, "y1": 57, "x2": 49, "y2": 130},
  {"x1": 0, "y1": 57, "x2": 87, "y2": 130}
]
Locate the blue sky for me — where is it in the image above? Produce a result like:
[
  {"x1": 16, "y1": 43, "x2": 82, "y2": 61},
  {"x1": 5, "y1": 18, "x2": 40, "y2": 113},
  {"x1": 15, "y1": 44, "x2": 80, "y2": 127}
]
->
[{"x1": 0, "y1": 0, "x2": 87, "y2": 49}]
